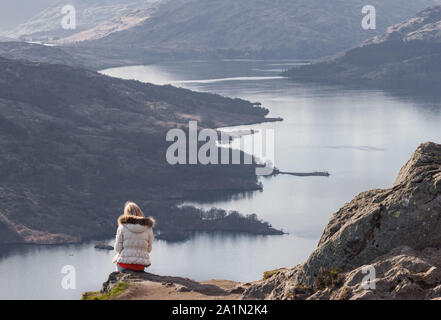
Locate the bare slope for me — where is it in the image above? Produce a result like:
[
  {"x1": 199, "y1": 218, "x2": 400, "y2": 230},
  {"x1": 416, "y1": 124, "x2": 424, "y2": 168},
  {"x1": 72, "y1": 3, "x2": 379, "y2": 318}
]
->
[
  {"x1": 284, "y1": 6, "x2": 441, "y2": 90},
  {"x1": 75, "y1": 0, "x2": 441, "y2": 59},
  {"x1": 0, "y1": 56, "x2": 277, "y2": 244}
]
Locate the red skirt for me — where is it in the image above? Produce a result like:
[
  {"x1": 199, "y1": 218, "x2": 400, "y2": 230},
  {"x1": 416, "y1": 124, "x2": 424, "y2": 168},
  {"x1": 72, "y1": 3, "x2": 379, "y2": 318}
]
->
[{"x1": 117, "y1": 262, "x2": 145, "y2": 271}]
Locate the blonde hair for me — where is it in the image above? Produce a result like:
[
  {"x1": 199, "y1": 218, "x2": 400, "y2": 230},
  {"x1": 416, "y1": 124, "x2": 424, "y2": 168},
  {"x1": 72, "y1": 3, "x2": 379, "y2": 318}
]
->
[{"x1": 123, "y1": 201, "x2": 145, "y2": 217}]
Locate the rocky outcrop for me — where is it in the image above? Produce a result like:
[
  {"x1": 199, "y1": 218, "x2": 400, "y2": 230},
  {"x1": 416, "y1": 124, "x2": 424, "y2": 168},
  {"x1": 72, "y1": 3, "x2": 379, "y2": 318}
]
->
[
  {"x1": 244, "y1": 142, "x2": 441, "y2": 299},
  {"x1": 309, "y1": 246, "x2": 441, "y2": 300},
  {"x1": 103, "y1": 271, "x2": 242, "y2": 296},
  {"x1": 83, "y1": 271, "x2": 247, "y2": 300}
]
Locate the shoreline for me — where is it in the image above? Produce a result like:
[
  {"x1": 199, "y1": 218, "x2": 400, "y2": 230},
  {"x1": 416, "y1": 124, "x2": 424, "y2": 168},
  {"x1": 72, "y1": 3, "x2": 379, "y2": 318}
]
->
[
  {"x1": 272, "y1": 168, "x2": 330, "y2": 177},
  {"x1": 0, "y1": 228, "x2": 287, "y2": 251},
  {"x1": 0, "y1": 57, "x2": 286, "y2": 247}
]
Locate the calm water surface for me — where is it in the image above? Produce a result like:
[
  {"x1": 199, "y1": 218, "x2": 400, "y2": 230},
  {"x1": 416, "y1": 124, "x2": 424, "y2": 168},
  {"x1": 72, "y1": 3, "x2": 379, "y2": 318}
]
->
[{"x1": 1, "y1": 60, "x2": 441, "y2": 299}]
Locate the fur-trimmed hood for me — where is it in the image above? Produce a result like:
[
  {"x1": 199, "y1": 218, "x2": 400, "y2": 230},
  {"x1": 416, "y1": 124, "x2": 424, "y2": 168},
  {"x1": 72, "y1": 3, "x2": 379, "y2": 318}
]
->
[
  {"x1": 113, "y1": 214, "x2": 154, "y2": 265},
  {"x1": 118, "y1": 215, "x2": 155, "y2": 228}
]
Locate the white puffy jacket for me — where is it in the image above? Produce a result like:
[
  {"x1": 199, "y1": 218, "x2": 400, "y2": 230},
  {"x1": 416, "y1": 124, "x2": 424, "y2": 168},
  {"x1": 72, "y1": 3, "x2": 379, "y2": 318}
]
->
[{"x1": 112, "y1": 215, "x2": 155, "y2": 266}]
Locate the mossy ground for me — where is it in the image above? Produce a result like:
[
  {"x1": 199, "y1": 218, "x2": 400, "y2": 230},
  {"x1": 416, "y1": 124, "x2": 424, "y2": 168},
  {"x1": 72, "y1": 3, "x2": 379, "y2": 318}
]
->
[
  {"x1": 82, "y1": 282, "x2": 129, "y2": 300},
  {"x1": 314, "y1": 267, "x2": 344, "y2": 290},
  {"x1": 263, "y1": 269, "x2": 280, "y2": 280}
]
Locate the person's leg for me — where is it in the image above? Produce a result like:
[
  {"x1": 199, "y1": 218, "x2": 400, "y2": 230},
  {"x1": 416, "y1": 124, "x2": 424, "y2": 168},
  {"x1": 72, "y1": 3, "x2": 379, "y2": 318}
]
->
[
  {"x1": 133, "y1": 264, "x2": 150, "y2": 273},
  {"x1": 116, "y1": 264, "x2": 126, "y2": 272}
]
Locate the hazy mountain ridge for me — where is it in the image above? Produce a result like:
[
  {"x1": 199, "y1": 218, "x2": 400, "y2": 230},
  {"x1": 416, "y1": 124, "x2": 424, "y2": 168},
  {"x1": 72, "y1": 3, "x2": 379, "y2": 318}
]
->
[
  {"x1": 5, "y1": 0, "x2": 440, "y2": 60},
  {"x1": 71, "y1": 0, "x2": 441, "y2": 59},
  {"x1": 283, "y1": 5, "x2": 441, "y2": 90},
  {"x1": 0, "y1": 41, "x2": 164, "y2": 70},
  {"x1": 0, "y1": 41, "x2": 90, "y2": 68},
  {"x1": 366, "y1": 5, "x2": 441, "y2": 44},
  {"x1": 1, "y1": 0, "x2": 165, "y2": 42},
  {"x1": 0, "y1": 56, "x2": 277, "y2": 245}
]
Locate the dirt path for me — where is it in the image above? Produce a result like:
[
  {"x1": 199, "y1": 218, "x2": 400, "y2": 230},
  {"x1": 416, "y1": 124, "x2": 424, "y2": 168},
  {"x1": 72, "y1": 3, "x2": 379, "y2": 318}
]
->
[
  {"x1": 114, "y1": 280, "x2": 244, "y2": 300},
  {"x1": 91, "y1": 271, "x2": 252, "y2": 300}
]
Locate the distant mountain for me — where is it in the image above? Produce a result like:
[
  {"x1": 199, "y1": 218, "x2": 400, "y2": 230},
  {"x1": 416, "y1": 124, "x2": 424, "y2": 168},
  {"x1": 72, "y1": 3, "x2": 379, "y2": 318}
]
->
[
  {"x1": 0, "y1": 41, "x2": 156, "y2": 70},
  {"x1": 1, "y1": 0, "x2": 165, "y2": 42},
  {"x1": 4, "y1": 1, "x2": 441, "y2": 59},
  {"x1": 0, "y1": 42, "x2": 89, "y2": 68},
  {"x1": 0, "y1": 0, "x2": 58, "y2": 31},
  {"x1": 283, "y1": 6, "x2": 441, "y2": 90},
  {"x1": 0, "y1": 56, "x2": 274, "y2": 244},
  {"x1": 74, "y1": 0, "x2": 441, "y2": 60}
]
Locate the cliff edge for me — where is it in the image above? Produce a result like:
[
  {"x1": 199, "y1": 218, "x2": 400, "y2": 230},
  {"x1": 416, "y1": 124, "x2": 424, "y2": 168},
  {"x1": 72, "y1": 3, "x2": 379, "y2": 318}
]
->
[
  {"x1": 244, "y1": 142, "x2": 441, "y2": 300},
  {"x1": 83, "y1": 271, "x2": 247, "y2": 300}
]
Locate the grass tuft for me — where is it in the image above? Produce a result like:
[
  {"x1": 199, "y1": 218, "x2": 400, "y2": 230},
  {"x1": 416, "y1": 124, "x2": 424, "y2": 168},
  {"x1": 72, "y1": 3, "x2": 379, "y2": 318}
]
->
[
  {"x1": 262, "y1": 269, "x2": 280, "y2": 280},
  {"x1": 82, "y1": 282, "x2": 129, "y2": 300},
  {"x1": 314, "y1": 267, "x2": 344, "y2": 290}
]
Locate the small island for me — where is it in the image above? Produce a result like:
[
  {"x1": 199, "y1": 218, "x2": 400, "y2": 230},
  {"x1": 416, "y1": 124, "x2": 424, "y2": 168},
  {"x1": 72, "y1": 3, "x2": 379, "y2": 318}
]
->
[
  {"x1": 272, "y1": 168, "x2": 330, "y2": 177},
  {"x1": 154, "y1": 205, "x2": 285, "y2": 242},
  {"x1": 94, "y1": 243, "x2": 114, "y2": 251}
]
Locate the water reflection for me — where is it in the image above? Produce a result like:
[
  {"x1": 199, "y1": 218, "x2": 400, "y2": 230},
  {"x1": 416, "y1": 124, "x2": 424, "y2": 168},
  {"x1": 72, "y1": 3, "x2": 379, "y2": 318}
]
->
[
  {"x1": 0, "y1": 241, "x2": 115, "y2": 300},
  {"x1": 0, "y1": 233, "x2": 316, "y2": 300},
  {"x1": 104, "y1": 60, "x2": 441, "y2": 265}
]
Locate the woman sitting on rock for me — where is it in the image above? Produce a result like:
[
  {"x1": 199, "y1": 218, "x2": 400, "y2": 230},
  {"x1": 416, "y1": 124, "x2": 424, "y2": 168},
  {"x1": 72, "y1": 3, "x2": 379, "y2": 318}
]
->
[{"x1": 112, "y1": 202, "x2": 155, "y2": 272}]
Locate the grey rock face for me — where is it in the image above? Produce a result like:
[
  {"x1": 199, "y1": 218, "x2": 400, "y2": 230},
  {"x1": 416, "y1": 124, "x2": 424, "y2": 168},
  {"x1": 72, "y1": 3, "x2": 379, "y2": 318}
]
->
[
  {"x1": 309, "y1": 246, "x2": 441, "y2": 300},
  {"x1": 244, "y1": 142, "x2": 441, "y2": 299},
  {"x1": 305, "y1": 142, "x2": 441, "y2": 283}
]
